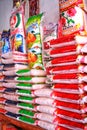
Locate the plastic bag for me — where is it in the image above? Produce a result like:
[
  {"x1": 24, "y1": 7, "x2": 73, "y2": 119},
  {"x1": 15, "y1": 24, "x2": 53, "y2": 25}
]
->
[{"x1": 25, "y1": 13, "x2": 44, "y2": 69}]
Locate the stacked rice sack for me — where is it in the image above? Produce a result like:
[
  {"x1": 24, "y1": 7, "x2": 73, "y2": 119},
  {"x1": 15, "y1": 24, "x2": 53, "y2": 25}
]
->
[
  {"x1": 3, "y1": 11, "x2": 47, "y2": 125},
  {"x1": 14, "y1": 13, "x2": 49, "y2": 126},
  {"x1": 58, "y1": 1, "x2": 87, "y2": 129},
  {"x1": 31, "y1": 22, "x2": 60, "y2": 130},
  {"x1": 0, "y1": 30, "x2": 21, "y2": 119},
  {"x1": 5, "y1": 3, "x2": 40, "y2": 125},
  {"x1": 0, "y1": 32, "x2": 7, "y2": 115},
  {"x1": 75, "y1": 35, "x2": 87, "y2": 130},
  {"x1": 1, "y1": 3, "x2": 33, "y2": 123},
  {"x1": 39, "y1": 0, "x2": 87, "y2": 129},
  {"x1": 43, "y1": 34, "x2": 85, "y2": 130},
  {"x1": 1, "y1": 30, "x2": 17, "y2": 91}
]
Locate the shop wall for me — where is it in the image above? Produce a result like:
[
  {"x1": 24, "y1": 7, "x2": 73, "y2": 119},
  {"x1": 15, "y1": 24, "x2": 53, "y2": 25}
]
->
[
  {"x1": 0, "y1": 0, "x2": 59, "y2": 32},
  {"x1": 40, "y1": 0, "x2": 59, "y2": 24},
  {"x1": 0, "y1": 0, "x2": 13, "y2": 32}
]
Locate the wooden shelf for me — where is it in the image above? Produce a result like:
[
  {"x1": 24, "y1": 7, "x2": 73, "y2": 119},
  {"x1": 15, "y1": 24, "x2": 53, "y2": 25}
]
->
[{"x1": 0, "y1": 113, "x2": 44, "y2": 130}]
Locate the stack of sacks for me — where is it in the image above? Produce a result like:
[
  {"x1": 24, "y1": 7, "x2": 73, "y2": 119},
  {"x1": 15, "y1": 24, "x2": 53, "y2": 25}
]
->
[
  {"x1": 53, "y1": 0, "x2": 87, "y2": 129},
  {"x1": 7, "y1": 13, "x2": 47, "y2": 125},
  {"x1": 1, "y1": 30, "x2": 16, "y2": 88},
  {"x1": 17, "y1": 13, "x2": 59, "y2": 128},
  {"x1": 14, "y1": 68, "x2": 46, "y2": 125},
  {"x1": 43, "y1": 34, "x2": 87, "y2": 130},
  {"x1": 0, "y1": 33, "x2": 7, "y2": 114},
  {"x1": 1, "y1": 30, "x2": 20, "y2": 118},
  {"x1": 75, "y1": 35, "x2": 87, "y2": 130},
  {"x1": 29, "y1": 23, "x2": 60, "y2": 130},
  {"x1": 25, "y1": 13, "x2": 61, "y2": 129},
  {"x1": 1, "y1": 3, "x2": 29, "y2": 121}
]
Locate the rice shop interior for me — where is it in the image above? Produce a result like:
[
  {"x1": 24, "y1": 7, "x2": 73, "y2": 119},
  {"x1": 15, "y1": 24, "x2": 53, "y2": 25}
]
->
[{"x1": 0, "y1": 0, "x2": 87, "y2": 130}]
